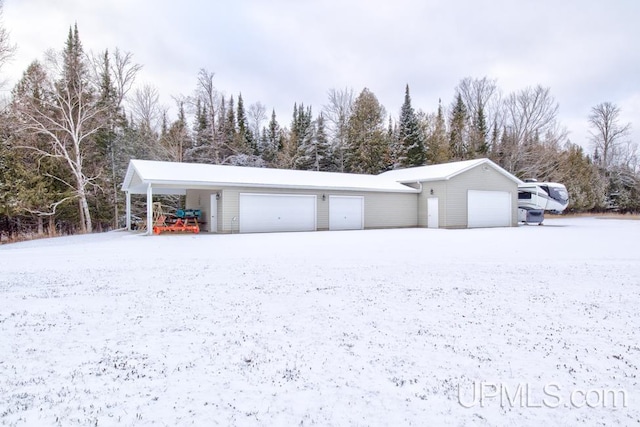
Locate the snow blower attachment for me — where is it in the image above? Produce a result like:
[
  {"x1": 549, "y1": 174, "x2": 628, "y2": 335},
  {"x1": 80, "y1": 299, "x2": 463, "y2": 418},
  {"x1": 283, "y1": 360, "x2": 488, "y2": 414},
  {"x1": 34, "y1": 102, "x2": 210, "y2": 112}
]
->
[{"x1": 152, "y1": 203, "x2": 201, "y2": 234}]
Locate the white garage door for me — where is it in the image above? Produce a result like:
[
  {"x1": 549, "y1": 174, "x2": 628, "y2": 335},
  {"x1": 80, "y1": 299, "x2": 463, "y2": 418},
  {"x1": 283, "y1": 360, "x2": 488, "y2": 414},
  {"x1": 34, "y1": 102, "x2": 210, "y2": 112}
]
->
[
  {"x1": 467, "y1": 190, "x2": 512, "y2": 228},
  {"x1": 239, "y1": 193, "x2": 316, "y2": 233},
  {"x1": 329, "y1": 196, "x2": 364, "y2": 231}
]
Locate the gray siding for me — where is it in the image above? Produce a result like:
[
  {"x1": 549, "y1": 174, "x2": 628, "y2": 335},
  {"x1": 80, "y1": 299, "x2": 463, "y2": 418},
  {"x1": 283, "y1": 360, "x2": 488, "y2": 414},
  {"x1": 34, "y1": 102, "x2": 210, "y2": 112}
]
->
[
  {"x1": 185, "y1": 189, "x2": 221, "y2": 232},
  {"x1": 217, "y1": 187, "x2": 416, "y2": 233},
  {"x1": 418, "y1": 182, "x2": 447, "y2": 228},
  {"x1": 443, "y1": 165, "x2": 518, "y2": 228},
  {"x1": 364, "y1": 192, "x2": 417, "y2": 229},
  {"x1": 174, "y1": 163, "x2": 518, "y2": 233}
]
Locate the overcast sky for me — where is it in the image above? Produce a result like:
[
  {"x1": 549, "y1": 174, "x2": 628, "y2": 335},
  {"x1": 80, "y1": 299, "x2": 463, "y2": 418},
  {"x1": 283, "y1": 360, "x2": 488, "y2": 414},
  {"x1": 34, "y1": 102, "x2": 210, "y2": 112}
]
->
[{"x1": 2, "y1": 0, "x2": 639, "y2": 151}]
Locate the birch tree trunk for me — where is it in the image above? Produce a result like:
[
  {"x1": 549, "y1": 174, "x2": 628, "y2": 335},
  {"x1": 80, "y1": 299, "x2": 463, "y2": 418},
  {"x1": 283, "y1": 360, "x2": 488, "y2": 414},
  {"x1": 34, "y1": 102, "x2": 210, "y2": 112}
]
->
[{"x1": 12, "y1": 56, "x2": 110, "y2": 233}]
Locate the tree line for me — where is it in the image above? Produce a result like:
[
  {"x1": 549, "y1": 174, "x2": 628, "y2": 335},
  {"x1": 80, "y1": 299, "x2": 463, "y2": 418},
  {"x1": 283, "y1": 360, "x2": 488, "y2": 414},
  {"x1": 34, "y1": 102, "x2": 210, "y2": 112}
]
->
[{"x1": 0, "y1": 21, "x2": 638, "y2": 241}]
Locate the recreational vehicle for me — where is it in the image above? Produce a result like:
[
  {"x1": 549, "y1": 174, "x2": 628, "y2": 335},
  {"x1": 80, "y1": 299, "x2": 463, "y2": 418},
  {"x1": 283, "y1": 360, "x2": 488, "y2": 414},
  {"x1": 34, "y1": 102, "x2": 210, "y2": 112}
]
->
[{"x1": 518, "y1": 180, "x2": 569, "y2": 224}]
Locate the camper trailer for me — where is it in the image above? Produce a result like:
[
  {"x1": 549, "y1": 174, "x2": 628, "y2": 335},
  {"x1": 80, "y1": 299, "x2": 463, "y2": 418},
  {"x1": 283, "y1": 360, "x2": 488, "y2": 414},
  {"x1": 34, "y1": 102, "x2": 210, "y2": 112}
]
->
[{"x1": 518, "y1": 180, "x2": 569, "y2": 224}]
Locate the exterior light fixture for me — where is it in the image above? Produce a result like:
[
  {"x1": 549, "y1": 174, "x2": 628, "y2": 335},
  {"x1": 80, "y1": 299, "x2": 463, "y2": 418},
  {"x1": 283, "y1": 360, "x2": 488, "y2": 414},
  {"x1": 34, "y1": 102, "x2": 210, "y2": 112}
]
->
[
  {"x1": 322, "y1": 194, "x2": 326, "y2": 201},
  {"x1": 216, "y1": 193, "x2": 220, "y2": 200},
  {"x1": 430, "y1": 189, "x2": 434, "y2": 195}
]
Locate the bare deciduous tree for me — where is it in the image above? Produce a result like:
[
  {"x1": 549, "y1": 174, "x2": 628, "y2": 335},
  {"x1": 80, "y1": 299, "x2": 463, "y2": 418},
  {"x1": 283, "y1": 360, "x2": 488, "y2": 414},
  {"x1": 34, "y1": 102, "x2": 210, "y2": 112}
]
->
[
  {"x1": 110, "y1": 49, "x2": 142, "y2": 108},
  {"x1": 195, "y1": 68, "x2": 220, "y2": 161},
  {"x1": 130, "y1": 84, "x2": 162, "y2": 133},
  {"x1": 457, "y1": 77, "x2": 501, "y2": 125},
  {"x1": 12, "y1": 56, "x2": 110, "y2": 233},
  {"x1": 248, "y1": 101, "x2": 267, "y2": 143},
  {"x1": 503, "y1": 85, "x2": 559, "y2": 144},
  {"x1": 0, "y1": 0, "x2": 16, "y2": 82},
  {"x1": 499, "y1": 85, "x2": 566, "y2": 177},
  {"x1": 588, "y1": 102, "x2": 631, "y2": 168},
  {"x1": 323, "y1": 87, "x2": 354, "y2": 172},
  {"x1": 456, "y1": 77, "x2": 501, "y2": 155}
]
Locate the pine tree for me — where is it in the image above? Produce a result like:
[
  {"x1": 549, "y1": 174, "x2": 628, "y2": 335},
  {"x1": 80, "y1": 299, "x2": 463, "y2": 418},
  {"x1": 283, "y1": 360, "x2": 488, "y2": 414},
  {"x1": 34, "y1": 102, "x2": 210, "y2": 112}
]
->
[
  {"x1": 424, "y1": 99, "x2": 450, "y2": 164},
  {"x1": 386, "y1": 117, "x2": 401, "y2": 168},
  {"x1": 94, "y1": 49, "x2": 122, "y2": 229},
  {"x1": 315, "y1": 113, "x2": 333, "y2": 171},
  {"x1": 293, "y1": 104, "x2": 315, "y2": 170},
  {"x1": 345, "y1": 88, "x2": 389, "y2": 174},
  {"x1": 449, "y1": 93, "x2": 468, "y2": 160},
  {"x1": 236, "y1": 93, "x2": 255, "y2": 154},
  {"x1": 224, "y1": 95, "x2": 237, "y2": 154},
  {"x1": 397, "y1": 84, "x2": 425, "y2": 167},
  {"x1": 185, "y1": 98, "x2": 213, "y2": 163},
  {"x1": 193, "y1": 98, "x2": 208, "y2": 146},
  {"x1": 61, "y1": 24, "x2": 87, "y2": 95},
  {"x1": 257, "y1": 110, "x2": 280, "y2": 165},
  {"x1": 471, "y1": 103, "x2": 488, "y2": 156},
  {"x1": 276, "y1": 103, "x2": 302, "y2": 169},
  {"x1": 488, "y1": 121, "x2": 500, "y2": 160}
]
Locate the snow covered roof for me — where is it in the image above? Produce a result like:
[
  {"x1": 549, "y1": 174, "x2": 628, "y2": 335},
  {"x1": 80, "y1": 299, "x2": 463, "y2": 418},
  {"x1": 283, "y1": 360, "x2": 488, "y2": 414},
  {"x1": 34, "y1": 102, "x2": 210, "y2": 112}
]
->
[
  {"x1": 379, "y1": 158, "x2": 523, "y2": 184},
  {"x1": 122, "y1": 159, "x2": 420, "y2": 195}
]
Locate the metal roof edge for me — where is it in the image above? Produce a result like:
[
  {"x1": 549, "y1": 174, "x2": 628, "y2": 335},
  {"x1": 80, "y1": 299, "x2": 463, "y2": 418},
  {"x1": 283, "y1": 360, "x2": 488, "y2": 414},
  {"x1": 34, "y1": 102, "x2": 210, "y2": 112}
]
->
[
  {"x1": 392, "y1": 159, "x2": 522, "y2": 185},
  {"x1": 142, "y1": 179, "x2": 419, "y2": 193},
  {"x1": 121, "y1": 160, "x2": 139, "y2": 191},
  {"x1": 442, "y1": 158, "x2": 487, "y2": 180}
]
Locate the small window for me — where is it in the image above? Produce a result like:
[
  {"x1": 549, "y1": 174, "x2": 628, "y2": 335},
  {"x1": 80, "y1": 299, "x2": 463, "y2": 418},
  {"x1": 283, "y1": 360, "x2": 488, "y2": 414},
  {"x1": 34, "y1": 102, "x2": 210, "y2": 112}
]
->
[{"x1": 518, "y1": 191, "x2": 532, "y2": 200}]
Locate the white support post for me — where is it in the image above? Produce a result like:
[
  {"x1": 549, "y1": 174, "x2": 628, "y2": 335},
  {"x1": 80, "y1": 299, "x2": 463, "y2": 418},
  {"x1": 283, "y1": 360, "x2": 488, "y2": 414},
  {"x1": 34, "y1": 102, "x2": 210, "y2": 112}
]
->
[
  {"x1": 125, "y1": 191, "x2": 132, "y2": 231},
  {"x1": 146, "y1": 184, "x2": 153, "y2": 236}
]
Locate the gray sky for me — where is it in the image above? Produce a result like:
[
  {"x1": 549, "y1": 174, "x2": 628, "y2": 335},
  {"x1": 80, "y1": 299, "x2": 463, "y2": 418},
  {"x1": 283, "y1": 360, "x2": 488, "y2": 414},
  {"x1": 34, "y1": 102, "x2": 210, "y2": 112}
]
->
[{"x1": 3, "y1": 0, "x2": 639, "y2": 151}]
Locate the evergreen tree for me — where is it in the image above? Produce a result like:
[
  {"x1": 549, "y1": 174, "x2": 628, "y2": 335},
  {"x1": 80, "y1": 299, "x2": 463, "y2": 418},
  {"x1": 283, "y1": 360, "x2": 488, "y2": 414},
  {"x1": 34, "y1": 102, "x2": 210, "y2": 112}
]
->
[
  {"x1": 94, "y1": 49, "x2": 123, "y2": 229},
  {"x1": 260, "y1": 109, "x2": 280, "y2": 163},
  {"x1": 193, "y1": 98, "x2": 209, "y2": 146},
  {"x1": 236, "y1": 93, "x2": 255, "y2": 154},
  {"x1": 397, "y1": 84, "x2": 425, "y2": 167},
  {"x1": 275, "y1": 104, "x2": 304, "y2": 169},
  {"x1": 470, "y1": 103, "x2": 488, "y2": 156},
  {"x1": 345, "y1": 88, "x2": 389, "y2": 174},
  {"x1": 386, "y1": 117, "x2": 401, "y2": 169},
  {"x1": 293, "y1": 104, "x2": 315, "y2": 170},
  {"x1": 425, "y1": 99, "x2": 450, "y2": 164},
  {"x1": 221, "y1": 95, "x2": 238, "y2": 158},
  {"x1": 488, "y1": 121, "x2": 500, "y2": 160},
  {"x1": 185, "y1": 98, "x2": 214, "y2": 163},
  {"x1": 61, "y1": 24, "x2": 87, "y2": 95},
  {"x1": 552, "y1": 144, "x2": 606, "y2": 211},
  {"x1": 315, "y1": 113, "x2": 333, "y2": 171},
  {"x1": 449, "y1": 93, "x2": 468, "y2": 160}
]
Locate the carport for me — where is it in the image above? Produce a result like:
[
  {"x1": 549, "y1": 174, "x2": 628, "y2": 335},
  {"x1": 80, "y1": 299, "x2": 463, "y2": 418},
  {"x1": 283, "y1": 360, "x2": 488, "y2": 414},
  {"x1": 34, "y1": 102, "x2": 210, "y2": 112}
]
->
[{"x1": 121, "y1": 159, "x2": 419, "y2": 235}]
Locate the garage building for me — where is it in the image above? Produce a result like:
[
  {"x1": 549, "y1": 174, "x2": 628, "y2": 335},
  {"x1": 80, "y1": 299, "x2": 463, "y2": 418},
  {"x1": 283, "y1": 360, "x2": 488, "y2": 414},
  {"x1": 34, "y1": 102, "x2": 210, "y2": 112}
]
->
[
  {"x1": 121, "y1": 158, "x2": 522, "y2": 234},
  {"x1": 379, "y1": 158, "x2": 521, "y2": 228},
  {"x1": 122, "y1": 160, "x2": 419, "y2": 234}
]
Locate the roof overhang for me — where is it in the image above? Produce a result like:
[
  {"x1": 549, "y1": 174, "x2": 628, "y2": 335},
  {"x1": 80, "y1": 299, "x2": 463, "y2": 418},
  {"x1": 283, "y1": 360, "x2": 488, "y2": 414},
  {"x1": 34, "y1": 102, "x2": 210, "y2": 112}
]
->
[
  {"x1": 386, "y1": 159, "x2": 523, "y2": 185},
  {"x1": 121, "y1": 160, "x2": 420, "y2": 195}
]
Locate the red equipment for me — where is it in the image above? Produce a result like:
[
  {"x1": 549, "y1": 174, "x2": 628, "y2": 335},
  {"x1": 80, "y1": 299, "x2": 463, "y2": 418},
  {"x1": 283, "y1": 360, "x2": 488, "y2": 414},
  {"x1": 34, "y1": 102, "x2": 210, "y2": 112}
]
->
[{"x1": 151, "y1": 203, "x2": 200, "y2": 234}]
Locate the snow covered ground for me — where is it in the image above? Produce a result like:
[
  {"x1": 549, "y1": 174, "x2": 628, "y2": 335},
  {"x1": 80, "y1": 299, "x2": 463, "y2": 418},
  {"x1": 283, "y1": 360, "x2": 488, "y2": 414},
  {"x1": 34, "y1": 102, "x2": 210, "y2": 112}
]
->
[{"x1": 1, "y1": 217, "x2": 639, "y2": 426}]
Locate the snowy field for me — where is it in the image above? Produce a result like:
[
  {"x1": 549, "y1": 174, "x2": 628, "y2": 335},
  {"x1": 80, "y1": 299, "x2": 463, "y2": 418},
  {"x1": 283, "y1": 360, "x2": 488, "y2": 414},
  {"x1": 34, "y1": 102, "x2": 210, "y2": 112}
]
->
[{"x1": 1, "y1": 217, "x2": 639, "y2": 426}]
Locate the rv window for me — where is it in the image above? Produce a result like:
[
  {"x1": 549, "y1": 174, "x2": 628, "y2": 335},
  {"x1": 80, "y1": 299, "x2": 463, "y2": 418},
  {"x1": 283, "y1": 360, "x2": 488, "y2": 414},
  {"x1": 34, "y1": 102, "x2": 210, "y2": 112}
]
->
[
  {"x1": 548, "y1": 186, "x2": 569, "y2": 203},
  {"x1": 518, "y1": 192, "x2": 532, "y2": 200}
]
